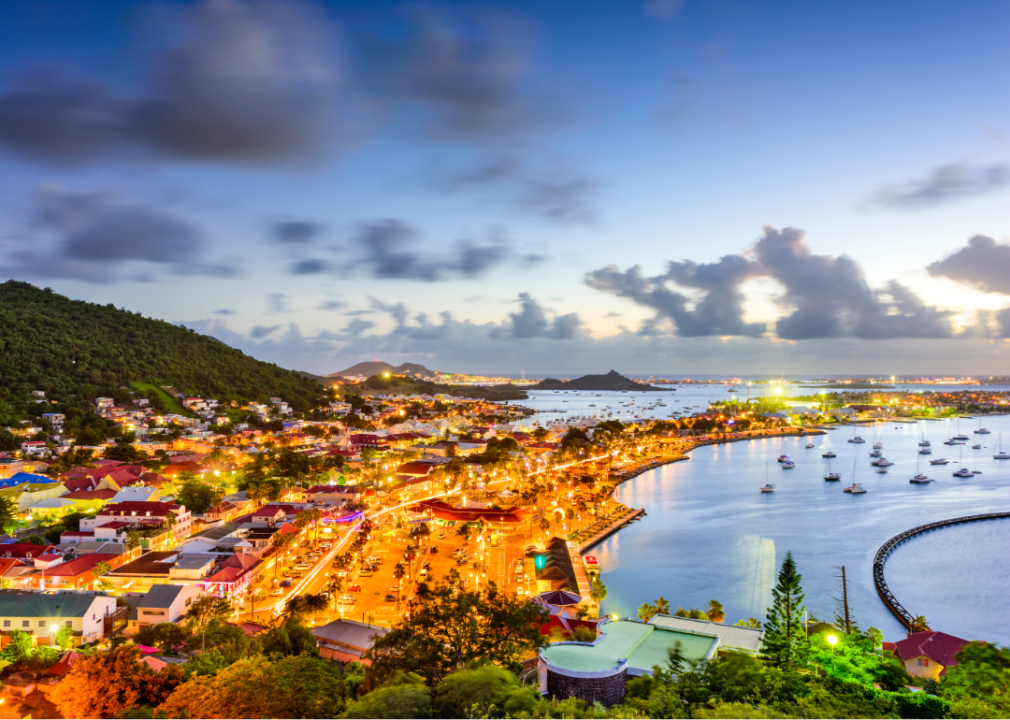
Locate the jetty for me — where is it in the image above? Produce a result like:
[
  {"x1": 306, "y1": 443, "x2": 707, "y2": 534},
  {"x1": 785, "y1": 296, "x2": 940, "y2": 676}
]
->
[
  {"x1": 578, "y1": 507, "x2": 646, "y2": 553},
  {"x1": 873, "y1": 511, "x2": 1010, "y2": 629}
]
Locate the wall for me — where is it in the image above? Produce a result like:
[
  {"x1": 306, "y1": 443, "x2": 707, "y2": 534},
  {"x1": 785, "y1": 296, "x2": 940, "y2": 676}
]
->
[{"x1": 545, "y1": 667, "x2": 627, "y2": 707}]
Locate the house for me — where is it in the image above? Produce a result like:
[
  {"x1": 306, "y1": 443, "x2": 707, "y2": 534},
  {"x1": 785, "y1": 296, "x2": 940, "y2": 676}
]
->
[
  {"x1": 134, "y1": 584, "x2": 203, "y2": 628},
  {"x1": 63, "y1": 488, "x2": 118, "y2": 513},
  {"x1": 24, "y1": 552, "x2": 128, "y2": 592},
  {"x1": 302, "y1": 485, "x2": 362, "y2": 503},
  {"x1": 885, "y1": 631, "x2": 971, "y2": 681},
  {"x1": 0, "y1": 481, "x2": 68, "y2": 513},
  {"x1": 111, "y1": 486, "x2": 161, "y2": 503},
  {"x1": 20, "y1": 441, "x2": 48, "y2": 456},
  {"x1": 80, "y1": 501, "x2": 192, "y2": 549},
  {"x1": 311, "y1": 619, "x2": 389, "y2": 665},
  {"x1": 0, "y1": 591, "x2": 121, "y2": 646}
]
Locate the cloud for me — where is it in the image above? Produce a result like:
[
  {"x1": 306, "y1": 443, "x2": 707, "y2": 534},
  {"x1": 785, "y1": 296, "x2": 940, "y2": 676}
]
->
[
  {"x1": 587, "y1": 225, "x2": 955, "y2": 341},
  {"x1": 267, "y1": 293, "x2": 290, "y2": 313},
  {"x1": 0, "y1": 0, "x2": 345, "y2": 166},
  {"x1": 214, "y1": 309, "x2": 236, "y2": 315},
  {"x1": 318, "y1": 300, "x2": 347, "y2": 311},
  {"x1": 290, "y1": 258, "x2": 330, "y2": 274},
  {"x1": 753, "y1": 225, "x2": 954, "y2": 339},
  {"x1": 865, "y1": 163, "x2": 1010, "y2": 209},
  {"x1": 927, "y1": 234, "x2": 1010, "y2": 295},
  {"x1": 250, "y1": 324, "x2": 281, "y2": 339},
  {"x1": 506, "y1": 292, "x2": 585, "y2": 339},
  {"x1": 271, "y1": 219, "x2": 324, "y2": 244},
  {"x1": 351, "y1": 219, "x2": 511, "y2": 281},
  {"x1": 587, "y1": 253, "x2": 763, "y2": 337},
  {"x1": 343, "y1": 318, "x2": 375, "y2": 337}
]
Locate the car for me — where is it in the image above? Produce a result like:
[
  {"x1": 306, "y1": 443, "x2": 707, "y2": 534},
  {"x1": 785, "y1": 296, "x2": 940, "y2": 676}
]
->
[
  {"x1": 338, "y1": 594, "x2": 356, "y2": 605},
  {"x1": 333, "y1": 568, "x2": 348, "y2": 576},
  {"x1": 430, "y1": 546, "x2": 438, "y2": 554},
  {"x1": 358, "y1": 571, "x2": 373, "y2": 578},
  {"x1": 348, "y1": 584, "x2": 362, "y2": 593},
  {"x1": 270, "y1": 588, "x2": 285, "y2": 596},
  {"x1": 295, "y1": 563, "x2": 311, "y2": 570},
  {"x1": 389, "y1": 584, "x2": 400, "y2": 592},
  {"x1": 437, "y1": 533, "x2": 446, "y2": 540},
  {"x1": 384, "y1": 594, "x2": 397, "y2": 602},
  {"x1": 279, "y1": 579, "x2": 292, "y2": 588}
]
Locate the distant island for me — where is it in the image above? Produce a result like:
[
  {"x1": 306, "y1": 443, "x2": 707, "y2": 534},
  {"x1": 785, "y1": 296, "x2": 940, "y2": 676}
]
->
[
  {"x1": 800, "y1": 383, "x2": 895, "y2": 390},
  {"x1": 532, "y1": 370, "x2": 671, "y2": 392},
  {"x1": 330, "y1": 361, "x2": 439, "y2": 379}
]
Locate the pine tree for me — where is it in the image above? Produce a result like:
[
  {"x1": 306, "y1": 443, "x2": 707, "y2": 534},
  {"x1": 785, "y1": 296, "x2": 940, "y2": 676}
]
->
[{"x1": 763, "y1": 551, "x2": 809, "y2": 668}]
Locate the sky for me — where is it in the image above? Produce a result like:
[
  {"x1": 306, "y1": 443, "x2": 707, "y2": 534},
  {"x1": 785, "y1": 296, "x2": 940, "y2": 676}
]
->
[{"x1": 0, "y1": 0, "x2": 1008, "y2": 376}]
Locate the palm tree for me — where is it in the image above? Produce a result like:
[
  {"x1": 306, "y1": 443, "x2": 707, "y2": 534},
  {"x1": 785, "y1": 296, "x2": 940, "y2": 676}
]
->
[
  {"x1": 248, "y1": 587, "x2": 266, "y2": 620},
  {"x1": 734, "y1": 618, "x2": 763, "y2": 629},
  {"x1": 124, "y1": 531, "x2": 142, "y2": 554},
  {"x1": 392, "y1": 562, "x2": 406, "y2": 608},
  {"x1": 637, "y1": 603, "x2": 657, "y2": 623},
  {"x1": 654, "y1": 597, "x2": 671, "y2": 616},
  {"x1": 909, "y1": 615, "x2": 930, "y2": 633},
  {"x1": 271, "y1": 531, "x2": 294, "y2": 578},
  {"x1": 326, "y1": 576, "x2": 343, "y2": 611},
  {"x1": 590, "y1": 577, "x2": 608, "y2": 604},
  {"x1": 705, "y1": 599, "x2": 726, "y2": 623}
]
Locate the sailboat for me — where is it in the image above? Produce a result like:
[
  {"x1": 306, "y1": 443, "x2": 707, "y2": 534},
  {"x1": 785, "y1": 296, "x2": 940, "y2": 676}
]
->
[
  {"x1": 824, "y1": 457, "x2": 841, "y2": 481},
  {"x1": 843, "y1": 459, "x2": 866, "y2": 493},
  {"x1": 993, "y1": 433, "x2": 1010, "y2": 460},
  {"x1": 918, "y1": 433, "x2": 932, "y2": 455},
  {"x1": 952, "y1": 421, "x2": 969, "y2": 442},
  {"x1": 760, "y1": 464, "x2": 775, "y2": 492},
  {"x1": 848, "y1": 429, "x2": 865, "y2": 444},
  {"x1": 975, "y1": 418, "x2": 991, "y2": 435},
  {"x1": 953, "y1": 447, "x2": 972, "y2": 477},
  {"x1": 910, "y1": 452, "x2": 931, "y2": 484}
]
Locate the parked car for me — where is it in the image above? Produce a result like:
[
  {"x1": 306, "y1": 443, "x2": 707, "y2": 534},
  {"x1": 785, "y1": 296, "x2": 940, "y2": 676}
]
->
[
  {"x1": 338, "y1": 594, "x2": 356, "y2": 605},
  {"x1": 384, "y1": 594, "x2": 397, "y2": 602},
  {"x1": 358, "y1": 571, "x2": 373, "y2": 578},
  {"x1": 389, "y1": 584, "x2": 400, "y2": 593},
  {"x1": 348, "y1": 584, "x2": 362, "y2": 593},
  {"x1": 279, "y1": 579, "x2": 292, "y2": 588},
  {"x1": 430, "y1": 546, "x2": 438, "y2": 554}
]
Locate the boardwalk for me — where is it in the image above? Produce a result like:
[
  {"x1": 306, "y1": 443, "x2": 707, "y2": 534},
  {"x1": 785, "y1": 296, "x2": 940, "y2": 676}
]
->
[
  {"x1": 873, "y1": 511, "x2": 1010, "y2": 629},
  {"x1": 578, "y1": 507, "x2": 646, "y2": 554}
]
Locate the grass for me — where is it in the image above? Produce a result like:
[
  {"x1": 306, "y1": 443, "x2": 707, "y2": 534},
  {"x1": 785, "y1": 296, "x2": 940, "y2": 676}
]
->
[{"x1": 130, "y1": 381, "x2": 194, "y2": 417}]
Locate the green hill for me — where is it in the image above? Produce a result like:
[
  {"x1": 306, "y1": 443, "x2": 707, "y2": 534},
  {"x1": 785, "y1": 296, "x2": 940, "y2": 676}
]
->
[
  {"x1": 532, "y1": 370, "x2": 669, "y2": 392},
  {"x1": 0, "y1": 281, "x2": 325, "y2": 424}
]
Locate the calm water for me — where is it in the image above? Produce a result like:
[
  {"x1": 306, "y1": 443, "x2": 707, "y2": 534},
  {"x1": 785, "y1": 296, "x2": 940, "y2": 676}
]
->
[{"x1": 596, "y1": 417, "x2": 1010, "y2": 645}]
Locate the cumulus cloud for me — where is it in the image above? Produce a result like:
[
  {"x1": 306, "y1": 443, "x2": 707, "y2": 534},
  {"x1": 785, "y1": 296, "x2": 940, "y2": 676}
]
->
[
  {"x1": 271, "y1": 219, "x2": 324, "y2": 244},
  {"x1": 350, "y1": 219, "x2": 511, "y2": 281},
  {"x1": 0, "y1": 0, "x2": 345, "y2": 166},
  {"x1": 587, "y1": 225, "x2": 955, "y2": 340},
  {"x1": 290, "y1": 258, "x2": 330, "y2": 274},
  {"x1": 865, "y1": 163, "x2": 1009, "y2": 209},
  {"x1": 505, "y1": 292, "x2": 584, "y2": 339},
  {"x1": 927, "y1": 234, "x2": 1010, "y2": 295},
  {"x1": 250, "y1": 324, "x2": 281, "y2": 339},
  {"x1": 2, "y1": 187, "x2": 239, "y2": 283},
  {"x1": 587, "y1": 254, "x2": 763, "y2": 337}
]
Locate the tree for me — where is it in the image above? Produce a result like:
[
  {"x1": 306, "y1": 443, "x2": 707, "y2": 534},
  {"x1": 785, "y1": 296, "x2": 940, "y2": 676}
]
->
[
  {"x1": 26, "y1": 534, "x2": 47, "y2": 545},
  {"x1": 654, "y1": 596, "x2": 671, "y2": 616},
  {"x1": 0, "y1": 497, "x2": 20, "y2": 533},
  {"x1": 125, "y1": 530, "x2": 143, "y2": 553},
  {"x1": 160, "y1": 655, "x2": 349, "y2": 719},
  {"x1": 705, "y1": 599, "x2": 726, "y2": 623},
  {"x1": 136, "y1": 623, "x2": 191, "y2": 652},
  {"x1": 589, "y1": 576, "x2": 608, "y2": 604},
  {"x1": 454, "y1": 523, "x2": 472, "y2": 545},
  {"x1": 638, "y1": 603, "x2": 658, "y2": 623},
  {"x1": 909, "y1": 615, "x2": 930, "y2": 633},
  {"x1": 365, "y1": 570, "x2": 547, "y2": 687},
  {"x1": 343, "y1": 673, "x2": 432, "y2": 719},
  {"x1": 52, "y1": 646, "x2": 183, "y2": 719},
  {"x1": 175, "y1": 472, "x2": 224, "y2": 515},
  {"x1": 940, "y1": 642, "x2": 1010, "y2": 718},
  {"x1": 762, "y1": 551, "x2": 808, "y2": 668},
  {"x1": 271, "y1": 531, "x2": 295, "y2": 577},
  {"x1": 259, "y1": 617, "x2": 318, "y2": 657},
  {"x1": 434, "y1": 665, "x2": 525, "y2": 719},
  {"x1": 392, "y1": 562, "x2": 406, "y2": 607},
  {"x1": 185, "y1": 595, "x2": 233, "y2": 652},
  {"x1": 734, "y1": 618, "x2": 763, "y2": 630}
]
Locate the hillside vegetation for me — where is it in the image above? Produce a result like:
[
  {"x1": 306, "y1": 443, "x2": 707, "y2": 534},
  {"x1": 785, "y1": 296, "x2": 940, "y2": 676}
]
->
[
  {"x1": 357, "y1": 374, "x2": 527, "y2": 401},
  {"x1": 533, "y1": 370, "x2": 669, "y2": 392},
  {"x1": 0, "y1": 281, "x2": 324, "y2": 424}
]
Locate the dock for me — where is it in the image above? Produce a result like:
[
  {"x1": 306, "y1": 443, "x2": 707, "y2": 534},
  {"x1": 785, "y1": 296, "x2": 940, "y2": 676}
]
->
[
  {"x1": 578, "y1": 507, "x2": 646, "y2": 554},
  {"x1": 873, "y1": 511, "x2": 1010, "y2": 629}
]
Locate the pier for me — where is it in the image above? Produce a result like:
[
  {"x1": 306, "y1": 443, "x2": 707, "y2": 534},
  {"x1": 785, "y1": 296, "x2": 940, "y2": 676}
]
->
[
  {"x1": 872, "y1": 511, "x2": 1010, "y2": 629},
  {"x1": 578, "y1": 507, "x2": 646, "y2": 554}
]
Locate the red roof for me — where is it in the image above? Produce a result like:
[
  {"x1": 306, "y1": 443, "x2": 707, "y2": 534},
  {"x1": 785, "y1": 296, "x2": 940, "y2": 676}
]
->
[
  {"x1": 95, "y1": 521, "x2": 133, "y2": 530},
  {"x1": 60, "y1": 531, "x2": 95, "y2": 539},
  {"x1": 64, "y1": 489, "x2": 117, "y2": 501},
  {"x1": 892, "y1": 631, "x2": 971, "y2": 673},
  {"x1": 102, "y1": 501, "x2": 181, "y2": 516},
  {"x1": 37, "y1": 554, "x2": 108, "y2": 577},
  {"x1": 414, "y1": 499, "x2": 526, "y2": 524},
  {"x1": 0, "y1": 543, "x2": 57, "y2": 558},
  {"x1": 395, "y1": 462, "x2": 435, "y2": 477}
]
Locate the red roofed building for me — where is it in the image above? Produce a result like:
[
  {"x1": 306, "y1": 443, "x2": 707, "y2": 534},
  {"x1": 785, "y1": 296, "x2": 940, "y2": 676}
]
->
[
  {"x1": 26, "y1": 552, "x2": 127, "y2": 592},
  {"x1": 413, "y1": 499, "x2": 529, "y2": 530},
  {"x1": 0, "y1": 543, "x2": 58, "y2": 559},
  {"x1": 79, "y1": 501, "x2": 192, "y2": 549},
  {"x1": 888, "y1": 631, "x2": 971, "y2": 680}
]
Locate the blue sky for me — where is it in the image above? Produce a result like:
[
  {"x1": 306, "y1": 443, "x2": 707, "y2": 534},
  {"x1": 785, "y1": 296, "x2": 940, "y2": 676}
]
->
[{"x1": 1, "y1": 0, "x2": 1008, "y2": 375}]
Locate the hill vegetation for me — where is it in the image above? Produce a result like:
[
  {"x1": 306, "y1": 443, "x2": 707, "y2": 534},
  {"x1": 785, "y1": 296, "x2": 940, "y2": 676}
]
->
[
  {"x1": 0, "y1": 281, "x2": 325, "y2": 426},
  {"x1": 356, "y1": 374, "x2": 527, "y2": 401},
  {"x1": 331, "y1": 361, "x2": 440, "y2": 378},
  {"x1": 533, "y1": 370, "x2": 669, "y2": 392}
]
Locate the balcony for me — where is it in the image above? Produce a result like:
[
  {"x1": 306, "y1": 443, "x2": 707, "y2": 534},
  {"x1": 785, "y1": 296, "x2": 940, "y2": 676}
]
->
[{"x1": 103, "y1": 606, "x2": 129, "y2": 636}]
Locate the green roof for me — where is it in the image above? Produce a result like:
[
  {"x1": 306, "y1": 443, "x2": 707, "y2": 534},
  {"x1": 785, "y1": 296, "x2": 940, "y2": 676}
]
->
[
  {"x1": 0, "y1": 592, "x2": 100, "y2": 618},
  {"x1": 541, "y1": 620, "x2": 717, "y2": 674}
]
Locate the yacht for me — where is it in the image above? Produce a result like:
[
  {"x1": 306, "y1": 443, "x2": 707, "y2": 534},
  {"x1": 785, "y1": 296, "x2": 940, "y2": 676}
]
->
[
  {"x1": 929, "y1": 458, "x2": 949, "y2": 465},
  {"x1": 918, "y1": 446, "x2": 932, "y2": 455},
  {"x1": 869, "y1": 449, "x2": 882, "y2": 457},
  {"x1": 952, "y1": 467, "x2": 973, "y2": 478},
  {"x1": 872, "y1": 442, "x2": 883, "y2": 450},
  {"x1": 824, "y1": 458, "x2": 841, "y2": 481},
  {"x1": 843, "y1": 483, "x2": 867, "y2": 494},
  {"x1": 952, "y1": 422, "x2": 969, "y2": 442},
  {"x1": 781, "y1": 461, "x2": 796, "y2": 469},
  {"x1": 975, "y1": 419, "x2": 991, "y2": 435},
  {"x1": 994, "y1": 433, "x2": 1010, "y2": 460},
  {"x1": 871, "y1": 457, "x2": 894, "y2": 467},
  {"x1": 760, "y1": 483, "x2": 775, "y2": 492},
  {"x1": 918, "y1": 437, "x2": 931, "y2": 447},
  {"x1": 822, "y1": 450, "x2": 837, "y2": 458},
  {"x1": 943, "y1": 438, "x2": 959, "y2": 446},
  {"x1": 909, "y1": 474, "x2": 931, "y2": 484},
  {"x1": 848, "y1": 435, "x2": 865, "y2": 444}
]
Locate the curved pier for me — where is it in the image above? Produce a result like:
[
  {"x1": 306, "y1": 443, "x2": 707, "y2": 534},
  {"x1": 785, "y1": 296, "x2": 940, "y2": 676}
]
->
[{"x1": 873, "y1": 511, "x2": 1010, "y2": 629}]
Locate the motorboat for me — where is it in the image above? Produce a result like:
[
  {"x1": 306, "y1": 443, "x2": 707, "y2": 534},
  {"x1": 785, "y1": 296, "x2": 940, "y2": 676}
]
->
[
  {"x1": 929, "y1": 458, "x2": 949, "y2": 465},
  {"x1": 871, "y1": 457, "x2": 894, "y2": 467},
  {"x1": 805, "y1": 442, "x2": 815, "y2": 449},
  {"x1": 781, "y1": 461, "x2": 796, "y2": 469},
  {"x1": 972, "y1": 444, "x2": 982, "y2": 450},
  {"x1": 843, "y1": 483, "x2": 867, "y2": 494},
  {"x1": 760, "y1": 484, "x2": 776, "y2": 493},
  {"x1": 872, "y1": 442, "x2": 883, "y2": 450},
  {"x1": 777, "y1": 455, "x2": 790, "y2": 463},
  {"x1": 909, "y1": 475, "x2": 931, "y2": 484},
  {"x1": 822, "y1": 450, "x2": 836, "y2": 458},
  {"x1": 952, "y1": 467, "x2": 973, "y2": 478},
  {"x1": 869, "y1": 449, "x2": 882, "y2": 457}
]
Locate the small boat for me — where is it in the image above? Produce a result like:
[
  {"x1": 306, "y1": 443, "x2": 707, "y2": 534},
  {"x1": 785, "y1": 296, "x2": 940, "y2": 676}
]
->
[
  {"x1": 822, "y1": 450, "x2": 836, "y2": 458},
  {"x1": 929, "y1": 458, "x2": 949, "y2": 465},
  {"x1": 843, "y1": 483, "x2": 866, "y2": 494},
  {"x1": 872, "y1": 442, "x2": 883, "y2": 450},
  {"x1": 994, "y1": 433, "x2": 1010, "y2": 460},
  {"x1": 972, "y1": 470, "x2": 983, "y2": 474},
  {"x1": 805, "y1": 442, "x2": 815, "y2": 449},
  {"x1": 781, "y1": 461, "x2": 796, "y2": 469},
  {"x1": 777, "y1": 454, "x2": 790, "y2": 463},
  {"x1": 972, "y1": 444, "x2": 982, "y2": 450},
  {"x1": 918, "y1": 446, "x2": 932, "y2": 455},
  {"x1": 869, "y1": 449, "x2": 882, "y2": 457},
  {"x1": 952, "y1": 467, "x2": 973, "y2": 478},
  {"x1": 871, "y1": 458, "x2": 894, "y2": 467},
  {"x1": 760, "y1": 484, "x2": 776, "y2": 492},
  {"x1": 909, "y1": 474, "x2": 931, "y2": 484}
]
